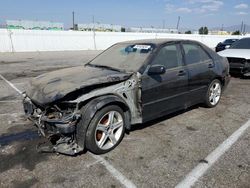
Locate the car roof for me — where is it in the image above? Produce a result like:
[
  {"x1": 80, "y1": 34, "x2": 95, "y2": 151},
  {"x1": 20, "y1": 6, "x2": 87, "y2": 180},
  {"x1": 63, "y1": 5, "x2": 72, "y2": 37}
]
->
[
  {"x1": 117, "y1": 38, "x2": 197, "y2": 46},
  {"x1": 239, "y1": 37, "x2": 250, "y2": 40}
]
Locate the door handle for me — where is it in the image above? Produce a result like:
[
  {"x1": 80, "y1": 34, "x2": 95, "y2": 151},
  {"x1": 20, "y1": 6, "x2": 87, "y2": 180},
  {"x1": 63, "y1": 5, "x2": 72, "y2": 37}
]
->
[
  {"x1": 208, "y1": 63, "x2": 215, "y2": 68},
  {"x1": 178, "y1": 70, "x2": 186, "y2": 76}
]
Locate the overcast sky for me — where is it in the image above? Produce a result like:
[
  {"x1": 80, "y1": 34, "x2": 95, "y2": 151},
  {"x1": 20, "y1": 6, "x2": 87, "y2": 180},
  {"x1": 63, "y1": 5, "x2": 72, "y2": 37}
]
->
[{"x1": 0, "y1": 0, "x2": 249, "y2": 29}]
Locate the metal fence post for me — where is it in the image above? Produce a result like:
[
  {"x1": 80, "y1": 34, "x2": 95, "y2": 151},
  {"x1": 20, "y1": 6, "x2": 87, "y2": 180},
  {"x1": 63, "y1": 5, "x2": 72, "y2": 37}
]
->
[{"x1": 7, "y1": 29, "x2": 14, "y2": 52}]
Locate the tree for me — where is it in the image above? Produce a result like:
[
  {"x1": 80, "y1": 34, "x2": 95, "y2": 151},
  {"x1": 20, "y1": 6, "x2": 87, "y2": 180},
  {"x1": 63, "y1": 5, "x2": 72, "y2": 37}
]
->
[
  {"x1": 199, "y1": 27, "x2": 209, "y2": 35},
  {"x1": 232, "y1": 30, "x2": 241, "y2": 35},
  {"x1": 204, "y1": 27, "x2": 208, "y2": 34},
  {"x1": 185, "y1": 30, "x2": 192, "y2": 34},
  {"x1": 121, "y1": 27, "x2": 126, "y2": 32}
]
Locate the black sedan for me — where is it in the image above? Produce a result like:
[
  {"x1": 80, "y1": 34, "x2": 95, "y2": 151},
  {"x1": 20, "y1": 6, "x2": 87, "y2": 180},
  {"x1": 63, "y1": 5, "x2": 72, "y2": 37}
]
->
[
  {"x1": 23, "y1": 39, "x2": 230, "y2": 155},
  {"x1": 215, "y1": 39, "x2": 239, "y2": 52}
]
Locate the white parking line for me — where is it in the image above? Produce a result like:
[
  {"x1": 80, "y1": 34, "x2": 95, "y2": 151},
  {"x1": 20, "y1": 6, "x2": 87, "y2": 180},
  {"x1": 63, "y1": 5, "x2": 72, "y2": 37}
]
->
[
  {"x1": 175, "y1": 119, "x2": 250, "y2": 188},
  {"x1": 1, "y1": 72, "x2": 136, "y2": 188},
  {"x1": 0, "y1": 113, "x2": 23, "y2": 117},
  {"x1": 0, "y1": 100, "x2": 22, "y2": 103},
  {"x1": 91, "y1": 154, "x2": 137, "y2": 188},
  {"x1": 0, "y1": 74, "x2": 23, "y2": 95}
]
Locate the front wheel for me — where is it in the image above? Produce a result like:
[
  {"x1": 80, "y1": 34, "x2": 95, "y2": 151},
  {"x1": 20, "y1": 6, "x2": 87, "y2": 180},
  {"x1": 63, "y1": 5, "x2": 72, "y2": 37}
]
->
[
  {"x1": 85, "y1": 105, "x2": 125, "y2": 154},
  {"x1": 204, "y1": 79, "x2": 222, "y2": 108}
]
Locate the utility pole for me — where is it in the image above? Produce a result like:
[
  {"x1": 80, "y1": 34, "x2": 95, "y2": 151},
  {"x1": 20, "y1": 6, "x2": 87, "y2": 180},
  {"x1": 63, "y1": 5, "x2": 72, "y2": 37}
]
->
[
  {"x1": 176, "y1": 16, "x2": 180, "y2": 32},
  {"x1": 92, "y1": 15, "x2": 95, "y2": 31},
  {"x1": 92, "y1": 15, "x2": 96, "y2": 50},
  {"x1": 243, "y1": 24, "x2": 246, "y2": 35},
  {"x1": 240, "y1": 21, "x2": 244, "y2": 33},
  {"x1": 72, "y1": 11, "x2": 75, "y2": 30},
  {"x1": 162, "y1": 19, "x2": 165, "y2": 29}
]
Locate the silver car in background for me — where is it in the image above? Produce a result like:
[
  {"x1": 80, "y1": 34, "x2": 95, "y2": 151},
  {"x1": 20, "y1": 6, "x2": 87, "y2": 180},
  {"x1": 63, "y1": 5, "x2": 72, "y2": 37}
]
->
[{"x1": 218, "y1": 38, "x2": 250, "y2": 76}]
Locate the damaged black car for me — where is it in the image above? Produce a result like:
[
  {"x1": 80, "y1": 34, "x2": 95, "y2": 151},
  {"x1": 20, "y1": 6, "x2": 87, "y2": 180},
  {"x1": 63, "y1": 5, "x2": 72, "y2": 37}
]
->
[{"x1": 23, "y1": 39, "x2": 230, "y2": 155}]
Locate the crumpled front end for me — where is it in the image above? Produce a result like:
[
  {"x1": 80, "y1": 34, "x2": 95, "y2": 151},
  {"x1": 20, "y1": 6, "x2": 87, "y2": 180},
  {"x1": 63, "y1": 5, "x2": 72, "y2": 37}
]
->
[
  {"x1": 23, "y1": 96, "x2": 83, "y2": 155},
  {"x1": 227, "y1": 58, "x2": 250, "y2": 76},
  {"x1": 23, "y1": 72, "x2": 142, "y2": 155}
]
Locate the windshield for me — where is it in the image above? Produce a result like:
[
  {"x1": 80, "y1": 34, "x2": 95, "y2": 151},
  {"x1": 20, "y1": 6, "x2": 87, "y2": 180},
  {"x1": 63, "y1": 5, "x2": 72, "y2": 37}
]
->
[
  {"x1": 230, "y1": 38, "x2": 250, "y2": 49},
  {"x1": 88, "y1": 43, "x2": 154, "y2": 72}
]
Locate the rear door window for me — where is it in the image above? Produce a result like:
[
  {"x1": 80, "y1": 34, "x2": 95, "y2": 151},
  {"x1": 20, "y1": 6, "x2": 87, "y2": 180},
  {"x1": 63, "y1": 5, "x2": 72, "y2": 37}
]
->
[
  {"x1": 183, "y1": 44, "x2": 211, "y2": 65},
  {"x1": 151, "y1": 44, "x2": 182, "y2": 69}
]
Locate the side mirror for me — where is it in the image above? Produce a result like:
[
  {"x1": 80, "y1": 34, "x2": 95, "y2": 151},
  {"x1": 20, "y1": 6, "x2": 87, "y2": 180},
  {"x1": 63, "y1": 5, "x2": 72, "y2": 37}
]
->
[{"x1": 148, "y1": 65, "x2": 166, "y2": 75}]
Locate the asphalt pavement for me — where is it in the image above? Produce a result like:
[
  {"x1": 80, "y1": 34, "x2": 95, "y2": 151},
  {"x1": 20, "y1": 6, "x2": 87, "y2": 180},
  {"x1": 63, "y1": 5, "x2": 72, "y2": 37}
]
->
[{"x1": 0, "y1": 51, "x2": 249, "y2": 188}]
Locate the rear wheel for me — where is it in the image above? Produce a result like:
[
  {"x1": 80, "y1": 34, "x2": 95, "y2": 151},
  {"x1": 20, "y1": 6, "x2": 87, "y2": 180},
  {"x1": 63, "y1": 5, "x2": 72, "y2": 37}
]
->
[
  {"x1": 85, "y1": 105, "x2": 125, "y2": 154},
  {"x1": 204, "y1": 79, "x2": 222, "y2": 108}
]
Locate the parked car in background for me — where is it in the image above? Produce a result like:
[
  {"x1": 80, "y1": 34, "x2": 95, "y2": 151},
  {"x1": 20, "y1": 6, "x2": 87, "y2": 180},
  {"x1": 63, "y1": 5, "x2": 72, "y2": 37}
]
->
[
  {"x1": 218, "y1": 37, "x2": 250, "y2": 76},
  {"x1": 215, "y1": 39, "x2": 239, "y2": 52},
  {"x1": 23, "y1": 39, "x2": 230, "y2": 155}
]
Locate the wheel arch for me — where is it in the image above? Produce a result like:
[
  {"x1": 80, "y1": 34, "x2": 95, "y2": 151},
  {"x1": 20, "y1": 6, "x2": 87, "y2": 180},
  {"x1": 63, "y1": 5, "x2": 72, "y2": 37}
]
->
[
  {"x1": 212, "y1": 76, "x2": 226, "y2": 89},
  {"x1": 76, "y1": 94, "x2": 131, "y2": 149},
  {"x1": 79, "y1": 94, "x2": 131, "y2": 121}
]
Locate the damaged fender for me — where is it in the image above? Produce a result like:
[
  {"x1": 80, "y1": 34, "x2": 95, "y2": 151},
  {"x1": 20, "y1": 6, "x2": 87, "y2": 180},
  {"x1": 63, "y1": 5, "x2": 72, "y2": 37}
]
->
[
  {"x1": 23, "y1": 73, "x2": 142, "y2": 155},
  {"x1": 76, "y1": 95, "x2": 131, "y2": 149}
]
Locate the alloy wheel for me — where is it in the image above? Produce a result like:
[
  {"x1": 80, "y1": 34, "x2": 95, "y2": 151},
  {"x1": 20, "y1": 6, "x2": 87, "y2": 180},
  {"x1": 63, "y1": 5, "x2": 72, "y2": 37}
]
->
[
  {"x1": 94, "y1": 111, "x2": 124, "y2": 150},
  {"x1": 209, "y1": 82, "x2": 221, "y2": 106}
]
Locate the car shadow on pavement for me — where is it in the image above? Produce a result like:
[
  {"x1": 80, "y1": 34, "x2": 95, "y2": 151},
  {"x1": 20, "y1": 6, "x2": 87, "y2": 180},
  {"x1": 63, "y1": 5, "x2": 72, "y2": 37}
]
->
[
  {"x1": 0, "y1": 130, "x2": 39, "y2": 146},
  {"x1": 0, "y1": 137, "x2": 50, "y2": 173}
]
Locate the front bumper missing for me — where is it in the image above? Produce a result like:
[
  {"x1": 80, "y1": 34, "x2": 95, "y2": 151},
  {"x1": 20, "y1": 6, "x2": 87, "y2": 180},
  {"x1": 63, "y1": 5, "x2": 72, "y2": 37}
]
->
[
  {"x1": 23, "y1": 96, "x2": 83, "y2": 155},
  {"x1": 229, "y1": 59, "x2": 250, "y2": 75},
  {"x1": 39, "y1": 113, "x2": 80, "y2": 135},
  {"x1": 37, "y1": 137, "x2": 83, "y2": 155}
]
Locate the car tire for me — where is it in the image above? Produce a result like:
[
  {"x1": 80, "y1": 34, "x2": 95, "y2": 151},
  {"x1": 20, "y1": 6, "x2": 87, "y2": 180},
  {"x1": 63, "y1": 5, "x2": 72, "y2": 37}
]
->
[
  {"x1": 204, "y1": 79, "x2": 222, "y2": 108},
  {"x1": 85, "y1": 105, "x2": 126, "y2": 154}
]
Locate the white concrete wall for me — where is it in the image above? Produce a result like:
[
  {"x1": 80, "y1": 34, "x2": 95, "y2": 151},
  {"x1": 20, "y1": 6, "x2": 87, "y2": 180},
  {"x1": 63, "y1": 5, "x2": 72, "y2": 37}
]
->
[
  {"x1": 0, "y1": 29, "x2": 247, "y2": 52},
  {"x1": 0, "y1": 29, "x2": 13, "y2": 52}
]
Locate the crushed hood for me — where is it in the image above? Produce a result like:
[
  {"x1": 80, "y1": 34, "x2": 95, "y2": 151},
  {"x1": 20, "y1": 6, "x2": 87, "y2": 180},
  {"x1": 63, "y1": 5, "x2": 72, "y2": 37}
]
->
[{"x1": 26, "y1": 65, "x2": 132, "y2": 105}]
